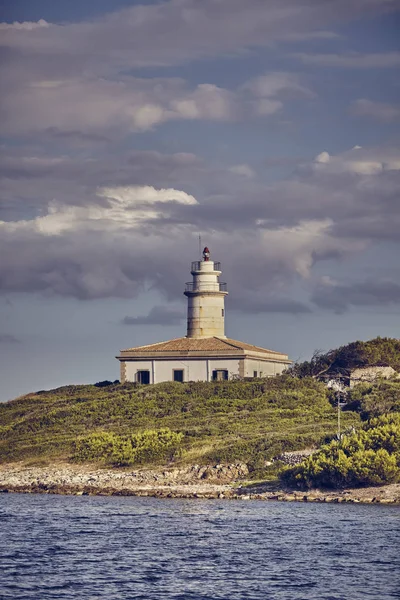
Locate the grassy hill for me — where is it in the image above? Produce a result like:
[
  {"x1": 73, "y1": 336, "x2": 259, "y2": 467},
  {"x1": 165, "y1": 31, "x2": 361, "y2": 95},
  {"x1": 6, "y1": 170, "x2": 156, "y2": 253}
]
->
[{"x1": 0, "y1": 376, "x2": 360, "y2": 475}]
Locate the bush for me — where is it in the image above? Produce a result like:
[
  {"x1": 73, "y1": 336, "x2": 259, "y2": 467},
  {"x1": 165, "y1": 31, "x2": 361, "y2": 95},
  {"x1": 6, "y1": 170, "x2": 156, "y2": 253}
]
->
[
  {"x1": 281, "y1": 414, "x2": 400, "y2": 489},
  {"x1": 288, "y1": 337, "x2": 400, "y2": 379},
  {"x1": 94, "y1": 380, "x2": 120, "y2": 388},
  {"x1": 346, "y1": 380, "x2": 400, "y2": 419},
  {"x1": 73, "y1": 428, "x2": 183, "y2": 466}
]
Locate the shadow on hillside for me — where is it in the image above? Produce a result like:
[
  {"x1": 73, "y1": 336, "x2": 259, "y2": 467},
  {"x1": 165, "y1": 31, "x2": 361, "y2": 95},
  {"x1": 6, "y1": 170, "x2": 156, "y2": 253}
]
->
[{"x1": 236, "y1": 479, "x2": 288, "y2": 494}]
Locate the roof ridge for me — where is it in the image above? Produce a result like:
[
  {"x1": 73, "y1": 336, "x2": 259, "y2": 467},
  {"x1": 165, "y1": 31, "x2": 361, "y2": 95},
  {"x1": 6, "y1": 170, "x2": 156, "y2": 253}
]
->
[
  {"x1": 214, "y1": 336, "x2": 242, "y2": 350},
  {"x1": 123, "y1": 337, "x2": 185, "y2": 351},
  {"x1": 224, "y1": 337, "x2": 285, "y2": 355}
]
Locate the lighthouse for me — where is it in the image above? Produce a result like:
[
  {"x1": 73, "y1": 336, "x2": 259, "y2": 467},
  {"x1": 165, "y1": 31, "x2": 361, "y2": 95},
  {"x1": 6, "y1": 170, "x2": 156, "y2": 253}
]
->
[
  {"x1": 184, "y1": 247, "x2": 228, "y2": 339},
  {"x1": 117, "y1": 245, "x2": 291, "y2": 384}
]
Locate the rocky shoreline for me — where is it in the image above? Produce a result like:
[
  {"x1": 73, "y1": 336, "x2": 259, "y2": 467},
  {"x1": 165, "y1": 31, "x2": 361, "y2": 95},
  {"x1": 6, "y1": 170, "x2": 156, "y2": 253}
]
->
[{"x1": 0, "y1": 462, "x2": 399, "y2": 504}]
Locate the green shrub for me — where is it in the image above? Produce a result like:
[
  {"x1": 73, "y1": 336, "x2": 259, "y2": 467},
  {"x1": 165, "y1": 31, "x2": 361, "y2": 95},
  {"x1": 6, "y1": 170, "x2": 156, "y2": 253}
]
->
[
  {"x1": 73, "y1": 428, "x2": 183, "y2": 466},
  {"x1": 281, "y1": 414, "x2": 400, "y2": 489},
  {"x1": 289, "y1": 337, "x2": 400, "y2": 379},
  {"x1": 346, "y1": 380, "x2": 400, "y2": 419}
]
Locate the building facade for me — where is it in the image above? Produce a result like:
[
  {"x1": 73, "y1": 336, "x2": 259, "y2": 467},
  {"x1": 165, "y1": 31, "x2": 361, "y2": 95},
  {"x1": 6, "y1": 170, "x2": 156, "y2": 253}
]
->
[{"x1": 117, "y1": 248, "x2": 291, "y2": 383}]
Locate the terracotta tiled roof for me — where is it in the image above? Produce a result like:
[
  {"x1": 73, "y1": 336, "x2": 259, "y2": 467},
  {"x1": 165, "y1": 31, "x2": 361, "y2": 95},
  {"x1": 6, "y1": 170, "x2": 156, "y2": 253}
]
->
[{"x1": 120, "y1": 336, "x2": 288, "y2": 358}]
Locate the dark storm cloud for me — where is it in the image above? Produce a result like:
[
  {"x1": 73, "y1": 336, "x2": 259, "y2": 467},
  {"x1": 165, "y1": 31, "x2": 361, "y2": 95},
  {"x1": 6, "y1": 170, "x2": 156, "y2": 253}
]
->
[
  {"x1": 0, "y1": 150, "x2": 202, "y2": 185},
  {"x1": 293, "y1": 52, "x2": 400, "y2": 68},
  {"x1": 1, "y1": 0, "x2": 395, "y2": 140},
  {"x1": 1, "y1": 1, "x2": 400, "y2": 315},
  {"x1": 122, "y1": 305, "x2": 184, "y2": 326},
  {"x1": 2, "y1": 0, "x2": 393, "y2": 73},
  {"x1": 229, "y1": 294, "x2": 312, "y2": 315},
  {"x1": 311, "y1": 279, "x2": 400, "y2": 313},
  {"x1": 0, "y1": 334, "x2": 20, "y2": 344},
  {"x1": 350, "y1": 100, "x2": 400, "y2": 122},
  {"x1": 0, "y1": 72, "x2": 311, "y2": 139},
  {"x1": 1, "y1": 145, "x2": 399, "y2": 312}
]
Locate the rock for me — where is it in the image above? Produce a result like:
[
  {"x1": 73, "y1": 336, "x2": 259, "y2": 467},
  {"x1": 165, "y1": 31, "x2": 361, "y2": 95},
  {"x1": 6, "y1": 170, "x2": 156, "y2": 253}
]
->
[{"x1": 274, "y1": 450, "x2": 316, "y2": 466}]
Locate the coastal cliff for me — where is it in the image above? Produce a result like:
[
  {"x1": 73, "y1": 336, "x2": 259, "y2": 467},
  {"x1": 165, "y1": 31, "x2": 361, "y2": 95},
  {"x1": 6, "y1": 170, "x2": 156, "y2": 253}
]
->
[{"x1": 1, "y1": 463, "x2": 399, "y2": 504}]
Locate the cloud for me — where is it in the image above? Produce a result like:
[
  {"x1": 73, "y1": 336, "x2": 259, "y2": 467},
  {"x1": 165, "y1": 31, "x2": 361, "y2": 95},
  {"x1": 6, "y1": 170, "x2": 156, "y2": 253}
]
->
[
  {"x1": 0, "y1": 77, "x2": 241, "y2": 137},
  {"x1": 242, "y1": 71, "x2": 314, "y2": 116},
  {"x1": 311, "y1": 278, "x2": 400, "y2": 313},
  {"x1": 1, "y1": 1, "x2": 394, "y2": 71},
  {"x1": 0, "y1": 334, "x2": 20, "y2": 344},
  {"x1": 293, "y1": 51, "x2": 400, "y2": 68},
  {"x1": 0, "y1": 70, "x2": 311, "y2": 137},
  {"x1": 312, "y1": 146, "x2": 400, "y2": 175},
  {"x1": 0, "y1": 19, "x2": 49, "y2": 30},
  {"x1": 316, "y1": 145, "x2": 400, "y2": 173},
  {"x1": 0, "y1": 211, "x2": 348, "y2": 302},
  {"x1": 229, "y1": 295, "x2": 312, "y2": 314},
  {"x1": 350, "y1": 99, "x2": 400, "y2": 122},
  {"x1": 0, "y1": 1, "x2": 399, "y2": 327},
  {"x1": 0, "y1": 144, "x2": 399, "y2": 310},
  {"x1": 1, "y1": 1, "x2": 391, "y2": 138},
  {"x1": 244, "y1": 72, "x2": 314, "y2": 99},
  {"x1": 170, "y1": 84, "x2": 238, "y2": 121},
  {"x1": 229, "y1": 164, "x2": 256, "y2": 178},
  {"x1": 98, "y1": 185, "x2": 197, "y2": 207},
  {"x1": 0, "y1": 185, "x2": 197, "y2": 236},
  {"x1": 122, "y1": 305, "x2": 184, "y2": 326}
]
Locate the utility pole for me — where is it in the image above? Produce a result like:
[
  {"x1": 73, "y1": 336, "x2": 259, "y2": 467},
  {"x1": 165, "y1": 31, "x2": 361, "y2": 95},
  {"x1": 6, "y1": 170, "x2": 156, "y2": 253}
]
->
[{"x1": 326, "y1": 375, "x2": 346, "y2": 440}]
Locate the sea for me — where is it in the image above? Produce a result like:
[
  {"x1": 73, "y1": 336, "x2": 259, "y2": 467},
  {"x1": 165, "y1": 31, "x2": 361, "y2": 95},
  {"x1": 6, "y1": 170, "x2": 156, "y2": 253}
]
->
[{"x1": 0, "y1": 494, "x2": 399, "y2": 600}]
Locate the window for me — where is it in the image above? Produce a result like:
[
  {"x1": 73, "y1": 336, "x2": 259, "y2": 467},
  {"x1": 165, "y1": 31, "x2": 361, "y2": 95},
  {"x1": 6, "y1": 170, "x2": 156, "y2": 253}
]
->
[
  {"x1": 137, "y1": 370, "x2": 150, "y2": 384},
  {"x1": 253, "y1": 371, "x2": 258, "y2": 378},
  {"x1": 173, "y1": 369, "x2": 184, "y2": 382},
  {"x1": 212, "y1": 369, "x2": 228, "y2": 381},
  {"x1": 221, "y1": 309, "x2": 224, "y2": 316}
]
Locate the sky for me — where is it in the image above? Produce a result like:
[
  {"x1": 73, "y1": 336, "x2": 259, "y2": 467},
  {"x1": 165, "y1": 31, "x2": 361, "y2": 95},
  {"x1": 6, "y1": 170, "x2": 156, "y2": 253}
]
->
[{"x1": 0, "y1": 0, "x2": 400, "y2": 401}]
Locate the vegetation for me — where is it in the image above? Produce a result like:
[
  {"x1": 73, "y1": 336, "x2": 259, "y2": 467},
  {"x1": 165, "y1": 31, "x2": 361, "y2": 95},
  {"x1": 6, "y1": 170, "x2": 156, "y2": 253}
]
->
[
  {"x1": 281, "y1": 414, "x2": 400, "y2": 489},
  {"x1": 289, "y1": 337, "x2": 400, "y2": 380},
  {"x1": 1, "y1": 336, "x2": 399, "y2": 485},
  {"x1": 73, "y1": 428, "x2": 183, "y2": 466},
  {"x1": 345, "y1": 380, "x2": 400, "y2": 420},
  {"x1": 0, "y1": 376, "x2": 358, "y2": 473}
]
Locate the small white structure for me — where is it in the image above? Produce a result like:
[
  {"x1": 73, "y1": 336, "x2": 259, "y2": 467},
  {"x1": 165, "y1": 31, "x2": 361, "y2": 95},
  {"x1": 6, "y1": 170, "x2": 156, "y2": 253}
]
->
[
  {"x1": 117, "y1": 247, "x2": 291, "y2": 384},
  {"x1": 349, "y1": 366, "x2": 398, "y2": 388}
]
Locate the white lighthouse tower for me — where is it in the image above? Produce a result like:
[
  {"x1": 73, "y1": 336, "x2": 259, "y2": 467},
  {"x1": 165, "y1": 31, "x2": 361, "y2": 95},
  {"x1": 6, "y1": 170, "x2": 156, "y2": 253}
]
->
[{"x1": 184, "y1": 247, "x2": 228, "y2": 339}]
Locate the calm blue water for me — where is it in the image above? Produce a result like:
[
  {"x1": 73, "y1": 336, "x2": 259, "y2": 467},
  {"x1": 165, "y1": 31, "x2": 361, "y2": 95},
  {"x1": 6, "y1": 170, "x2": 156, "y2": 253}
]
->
[{"x1": 0, "y1": 494, "x2": 399, "y2": 600}]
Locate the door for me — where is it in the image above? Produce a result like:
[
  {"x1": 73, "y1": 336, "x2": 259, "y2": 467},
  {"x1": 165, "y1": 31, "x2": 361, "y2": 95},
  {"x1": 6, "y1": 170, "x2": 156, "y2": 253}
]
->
[{"x1": 137, "y1": 370, "x2": 150, "y2": 384}]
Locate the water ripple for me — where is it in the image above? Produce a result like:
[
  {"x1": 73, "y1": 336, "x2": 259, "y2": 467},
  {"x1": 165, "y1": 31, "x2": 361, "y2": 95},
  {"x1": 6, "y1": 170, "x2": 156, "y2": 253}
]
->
[{"x1": 0, "y1": 495, "x2": 399, "y2": 600}]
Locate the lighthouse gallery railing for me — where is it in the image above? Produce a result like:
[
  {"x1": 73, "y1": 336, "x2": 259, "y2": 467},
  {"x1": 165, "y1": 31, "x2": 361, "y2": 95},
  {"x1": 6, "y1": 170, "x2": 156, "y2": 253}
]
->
[
  {"x1": 185, "y1": 282, "x2": 228, "y2": 292},
  {"x1": 191, "y1": 261, "x2": 221, "y2": 272}
]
